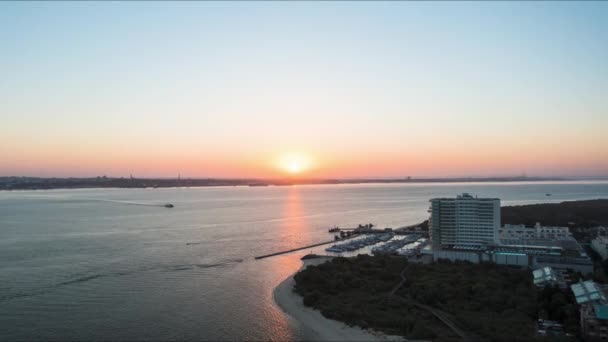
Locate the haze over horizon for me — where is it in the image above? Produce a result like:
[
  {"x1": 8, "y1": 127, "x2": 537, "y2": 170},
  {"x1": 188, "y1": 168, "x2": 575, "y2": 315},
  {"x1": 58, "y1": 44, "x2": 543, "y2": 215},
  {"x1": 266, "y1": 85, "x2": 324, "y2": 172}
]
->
[{"x1": 2, "y1": 2, "x2": 607, "y2": 179}]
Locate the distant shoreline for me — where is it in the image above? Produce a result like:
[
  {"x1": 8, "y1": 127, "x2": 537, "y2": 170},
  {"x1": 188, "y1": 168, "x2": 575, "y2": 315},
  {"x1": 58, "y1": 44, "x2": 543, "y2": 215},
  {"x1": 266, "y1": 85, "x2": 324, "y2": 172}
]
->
[{"x1": 0, "y1": 176, "x2": 586, "y2": 191}]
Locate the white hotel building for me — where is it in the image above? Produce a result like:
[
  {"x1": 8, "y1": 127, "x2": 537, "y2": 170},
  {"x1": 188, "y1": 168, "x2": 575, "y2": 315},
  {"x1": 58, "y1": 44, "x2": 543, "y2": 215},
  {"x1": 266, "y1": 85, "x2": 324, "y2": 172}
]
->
[{"x1": 429, "y1": 193, "x2": 501, "y2": 248}]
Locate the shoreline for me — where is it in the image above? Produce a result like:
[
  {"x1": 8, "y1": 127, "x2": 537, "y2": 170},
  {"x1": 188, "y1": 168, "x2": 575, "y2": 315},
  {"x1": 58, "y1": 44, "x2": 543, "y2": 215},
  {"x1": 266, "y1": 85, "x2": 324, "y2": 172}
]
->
[
  {"x1": 273, "y1": 257, "x2": 403, "y2": 342},
  {"x1": 2, "y1": 178, "x2": 595, "y2": 192}
]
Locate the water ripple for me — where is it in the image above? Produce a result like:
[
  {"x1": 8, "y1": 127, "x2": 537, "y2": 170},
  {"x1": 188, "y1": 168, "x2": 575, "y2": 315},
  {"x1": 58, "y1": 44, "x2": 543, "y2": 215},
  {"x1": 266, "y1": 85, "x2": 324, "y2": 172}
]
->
[{"x1": 0, "y1": 258, "x2": 243, "y2": 303}]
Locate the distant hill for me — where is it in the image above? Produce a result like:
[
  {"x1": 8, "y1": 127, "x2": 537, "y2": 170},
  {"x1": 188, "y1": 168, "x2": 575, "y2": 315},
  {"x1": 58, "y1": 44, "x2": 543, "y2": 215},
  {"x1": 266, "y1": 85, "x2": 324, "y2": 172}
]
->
[{"x1": 501, "y1": 199, "x2": 608, "y2": 228}]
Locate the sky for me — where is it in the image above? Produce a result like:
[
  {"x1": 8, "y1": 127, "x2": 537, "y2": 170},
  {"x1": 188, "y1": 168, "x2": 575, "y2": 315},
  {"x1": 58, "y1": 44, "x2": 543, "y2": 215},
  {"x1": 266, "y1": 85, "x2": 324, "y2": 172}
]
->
[{"x1": 1, "y1": 1, "x2": 607, "y2": 179}]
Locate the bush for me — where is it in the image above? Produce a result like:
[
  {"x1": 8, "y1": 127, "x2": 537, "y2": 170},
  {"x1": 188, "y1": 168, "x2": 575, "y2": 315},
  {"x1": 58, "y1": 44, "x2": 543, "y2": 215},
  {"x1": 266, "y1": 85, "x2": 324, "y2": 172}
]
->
[{"x1": 302, "y1": 291, "x2": 320, "y2": 307}]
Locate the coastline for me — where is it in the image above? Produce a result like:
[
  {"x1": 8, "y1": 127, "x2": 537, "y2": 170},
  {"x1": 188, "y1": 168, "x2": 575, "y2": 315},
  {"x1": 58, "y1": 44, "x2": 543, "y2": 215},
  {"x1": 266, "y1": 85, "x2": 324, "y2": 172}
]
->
[
  {"x1": 0, "y1": 177, "x2": 586, "y2": 192},
  {"x1": 273, "y1": 257, "x2": 403, "y2": 342}
]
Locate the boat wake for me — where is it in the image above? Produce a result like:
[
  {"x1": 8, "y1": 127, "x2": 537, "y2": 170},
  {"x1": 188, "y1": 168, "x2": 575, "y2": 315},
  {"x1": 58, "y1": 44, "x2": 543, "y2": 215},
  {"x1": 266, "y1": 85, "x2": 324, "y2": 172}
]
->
[
  {"x1": 0, "y1": 258, "x2": 244, "y2": 303},
  {"x1": 14, "y1": 194, "x2": 172, "y2": 208}
]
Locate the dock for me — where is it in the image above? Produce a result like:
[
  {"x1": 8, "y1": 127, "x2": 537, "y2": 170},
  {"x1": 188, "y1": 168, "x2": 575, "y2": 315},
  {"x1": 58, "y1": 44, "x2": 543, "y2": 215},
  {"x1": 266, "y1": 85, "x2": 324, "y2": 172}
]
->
[{"x1": 254, "y1": 236, "x2": 356, "y2": 260}]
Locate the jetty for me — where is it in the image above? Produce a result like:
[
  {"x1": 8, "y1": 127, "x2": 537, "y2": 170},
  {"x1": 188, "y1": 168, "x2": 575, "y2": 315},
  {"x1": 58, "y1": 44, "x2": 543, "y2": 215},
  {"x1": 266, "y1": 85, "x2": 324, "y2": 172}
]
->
[{"x1": 254, "y1": 236, "x2": 356, "y2": 260}]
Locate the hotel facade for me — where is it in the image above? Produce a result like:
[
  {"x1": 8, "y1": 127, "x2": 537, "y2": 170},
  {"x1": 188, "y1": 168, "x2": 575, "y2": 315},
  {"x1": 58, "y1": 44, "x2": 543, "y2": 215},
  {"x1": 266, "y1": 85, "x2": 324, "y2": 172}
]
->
[{"x1": 429, "y1": 193, "x2": 500, "y2": 248}]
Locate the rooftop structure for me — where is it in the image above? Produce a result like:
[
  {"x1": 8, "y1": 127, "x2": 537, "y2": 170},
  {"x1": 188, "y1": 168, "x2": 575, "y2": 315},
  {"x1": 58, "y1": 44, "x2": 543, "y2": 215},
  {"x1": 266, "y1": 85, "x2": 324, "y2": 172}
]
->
[
  {"x1": 536, "y1": 319, "x2": 564, "y2": 338},
  {"x1": 591, "y1": 235, "x2": 608, "y2": 261},
  {"x1": 571, "y1": 280, "x2": 607, "y2": 305},
  {"x1": 428, "y1": 230, "x2": 592, "y2": 274},
  {"x1": 533, "y1": 267, "x2": 559, "y2": 287},
  {"x1": 594, "y1": 304, "x2": 608, "y2": 320},
  {"x1": 499, "y1": 223, "x2": 571, "y2": 242},
  {"x1": 580, "y1": 302, "x2": 608, "y2": 341},
  {"x1": 429, "y1": 193, "x2": 500, "y2": 248},
  {"x1": 569, "y1": 280, "x2": 608, "y2": 341}
]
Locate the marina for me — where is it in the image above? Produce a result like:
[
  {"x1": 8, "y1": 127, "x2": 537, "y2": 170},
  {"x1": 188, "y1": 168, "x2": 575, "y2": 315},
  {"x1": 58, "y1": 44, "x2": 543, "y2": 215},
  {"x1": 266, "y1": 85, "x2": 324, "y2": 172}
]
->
[
  {"x1": 371, "y1": 234, "x2": 425, "y2": 255},
  {"x1": 397, "y1": 237, "x2": 428, "y2": 256},
  {"x1": 325, "y1": 233, "x2": 393, "y2": 253}
]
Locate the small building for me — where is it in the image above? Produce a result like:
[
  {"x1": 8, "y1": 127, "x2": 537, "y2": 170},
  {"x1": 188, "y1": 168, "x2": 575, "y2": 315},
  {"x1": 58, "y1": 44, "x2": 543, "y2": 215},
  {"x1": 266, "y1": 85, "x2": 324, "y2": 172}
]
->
[
  {"x1": 533, "y1": 267, "x2": 564, "y2": 288},
  {"x1": 580, "y1": 303, "x2": 608, "y2": 341},
  {"x1": 499, "y1": 223, "x2": 572, "y2": 241},
  {"x1": 571, "y1": 280, "x2": 608, "y2": 341},
  {"x1": 427, "y1": 239, "x2": 593, "y2": 274},
  {"x1": 536, "y1": 319, "x2": 565, "y2": 338},
  {"x1": 591, "y1": 236, "x2": 608, "y2": 261},
  {"x1": 534, "y1": 255, "x2": 594, "y2": 275},
  {"x1": 571, "y1": 281, "x2": 607, "y2": 305}
]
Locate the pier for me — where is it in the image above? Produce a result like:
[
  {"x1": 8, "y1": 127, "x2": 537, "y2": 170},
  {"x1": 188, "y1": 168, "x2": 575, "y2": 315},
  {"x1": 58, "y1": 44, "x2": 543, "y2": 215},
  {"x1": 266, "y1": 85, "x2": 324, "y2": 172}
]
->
[{"x1": 254, "y1": 236, "x2": 356, "y2": 260}]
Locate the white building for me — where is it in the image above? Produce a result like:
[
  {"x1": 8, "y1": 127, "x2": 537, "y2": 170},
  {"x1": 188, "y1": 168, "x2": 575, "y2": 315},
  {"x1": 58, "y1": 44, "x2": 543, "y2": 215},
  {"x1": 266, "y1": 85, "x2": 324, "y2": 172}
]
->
[
  {"x1": 533, "y1": 266, "x2": 563, "y2": 288},
  {"x1": 429, "y1": 193, "x2": 500, "y2": 248},
  {"x1": 592, "y1": 236, "x2": 608, "y2": 260},
  {"x1": 499, "y1": 223, "x2": 571, "y2": 241}
]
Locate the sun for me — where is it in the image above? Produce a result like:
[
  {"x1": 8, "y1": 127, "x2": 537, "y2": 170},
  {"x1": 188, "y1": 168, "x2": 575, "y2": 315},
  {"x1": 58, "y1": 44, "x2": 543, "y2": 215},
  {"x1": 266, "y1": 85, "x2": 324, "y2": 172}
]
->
[
  {"x1": 288, "y1": 161, "x2": 302, "y2": 174},
  {"x1": 277, "y1": 153, "x2": 312, "y2": 176}
]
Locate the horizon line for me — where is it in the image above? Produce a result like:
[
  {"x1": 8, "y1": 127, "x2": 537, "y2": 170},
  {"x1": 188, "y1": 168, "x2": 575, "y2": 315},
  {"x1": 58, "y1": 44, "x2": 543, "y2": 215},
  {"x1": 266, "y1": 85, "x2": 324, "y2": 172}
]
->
[{"x1": 5, "y1": 175, "x2": 608, "y2": 181}]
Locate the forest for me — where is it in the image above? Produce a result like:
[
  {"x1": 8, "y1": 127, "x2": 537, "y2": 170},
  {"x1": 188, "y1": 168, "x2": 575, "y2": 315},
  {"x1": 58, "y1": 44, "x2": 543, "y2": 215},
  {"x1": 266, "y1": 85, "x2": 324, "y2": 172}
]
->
[{"x1": 294, "y1": 255, "x2": 577, "y2": 341}]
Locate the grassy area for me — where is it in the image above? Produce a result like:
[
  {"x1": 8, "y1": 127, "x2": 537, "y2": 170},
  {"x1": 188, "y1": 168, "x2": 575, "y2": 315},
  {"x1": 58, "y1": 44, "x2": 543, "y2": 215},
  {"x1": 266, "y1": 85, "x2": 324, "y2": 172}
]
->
[{"x1": 294, "y1": 255, "x2": 577, "y2": 341}]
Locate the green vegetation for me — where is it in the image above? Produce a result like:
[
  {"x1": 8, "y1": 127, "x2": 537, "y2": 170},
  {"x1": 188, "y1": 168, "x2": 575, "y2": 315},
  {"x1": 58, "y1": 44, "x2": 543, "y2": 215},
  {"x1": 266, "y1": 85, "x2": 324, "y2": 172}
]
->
[
  {"x1": 294, "y1": 255, "x2": 458, "y2": 340},
  {"x1": 294, "y1": 255, "x2": 577, "y2": 341},
  {"x1": 537, "y1": 285, "x2": 580, "y2": 336}
]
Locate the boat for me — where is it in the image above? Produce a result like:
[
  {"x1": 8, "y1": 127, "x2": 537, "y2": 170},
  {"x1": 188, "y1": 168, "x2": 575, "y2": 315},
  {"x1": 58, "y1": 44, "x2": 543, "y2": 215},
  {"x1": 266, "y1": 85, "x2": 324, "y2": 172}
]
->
[
  {"x1": 398, "y1": 249, "x2": 416, "y2": 257},
  {"x1": 325, "y1": 246, "x2": 344, "y2": 253},
  {"x1": 379, "y1": 234, "x2": 393, "y2": 242},
  {"x1": 328, "y1": 226, "x2": 340, "y2": 233},
  {"x1": 164, "y1": 203, "x2": 174, "y2": 208},
  {"x1": 546, "y1": 193, "x2": 552, "y2": 196}
]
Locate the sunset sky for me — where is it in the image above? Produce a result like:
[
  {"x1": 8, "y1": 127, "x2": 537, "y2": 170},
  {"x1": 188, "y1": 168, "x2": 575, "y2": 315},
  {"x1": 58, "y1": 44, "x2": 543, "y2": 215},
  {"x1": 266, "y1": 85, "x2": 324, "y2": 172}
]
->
[{"x1": 1, "y1": 2, "x2": 607, "y2": 179}]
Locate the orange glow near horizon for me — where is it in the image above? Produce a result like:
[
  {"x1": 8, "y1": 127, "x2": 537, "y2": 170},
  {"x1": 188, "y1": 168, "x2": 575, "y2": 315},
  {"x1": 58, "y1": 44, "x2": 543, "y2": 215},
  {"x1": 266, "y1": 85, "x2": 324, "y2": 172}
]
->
[
  {"x1": 1, "y1": 135, "x2": 607, "y2": 178},
  {"x1": 1, "y1": 144, "x2": 607, "y2": 179},
  {"x1": 276, "y1": 153, "x2": 315, "y2": 177}
]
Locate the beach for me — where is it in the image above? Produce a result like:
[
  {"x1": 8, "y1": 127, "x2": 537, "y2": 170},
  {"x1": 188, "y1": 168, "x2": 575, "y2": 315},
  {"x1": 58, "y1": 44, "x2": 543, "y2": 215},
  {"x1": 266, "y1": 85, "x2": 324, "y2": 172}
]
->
[{"x1": 273, "y1": 257, "x2": 403, "y2": 342}]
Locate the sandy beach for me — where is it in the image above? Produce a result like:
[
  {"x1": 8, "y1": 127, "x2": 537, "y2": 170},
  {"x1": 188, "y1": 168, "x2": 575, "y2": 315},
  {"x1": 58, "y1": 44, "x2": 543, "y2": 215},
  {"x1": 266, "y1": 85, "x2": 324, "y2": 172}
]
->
[{"x1": 273, "y1": 257, "x2": 403, "y2": 342}]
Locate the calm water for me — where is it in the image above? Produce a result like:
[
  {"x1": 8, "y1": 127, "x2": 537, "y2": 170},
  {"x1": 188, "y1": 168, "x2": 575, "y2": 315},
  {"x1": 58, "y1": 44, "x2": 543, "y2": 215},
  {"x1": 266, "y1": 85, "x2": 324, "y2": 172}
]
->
[{"x1": 1, "y1": 181, "x2": 608, "y2": 341}]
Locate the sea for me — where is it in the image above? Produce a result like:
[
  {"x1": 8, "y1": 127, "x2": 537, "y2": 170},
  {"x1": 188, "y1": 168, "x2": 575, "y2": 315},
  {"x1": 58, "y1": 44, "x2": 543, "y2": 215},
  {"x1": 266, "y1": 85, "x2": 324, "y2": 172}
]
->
[{"x1": 1, "y1": 181, "x2": 608, "y2": 341}]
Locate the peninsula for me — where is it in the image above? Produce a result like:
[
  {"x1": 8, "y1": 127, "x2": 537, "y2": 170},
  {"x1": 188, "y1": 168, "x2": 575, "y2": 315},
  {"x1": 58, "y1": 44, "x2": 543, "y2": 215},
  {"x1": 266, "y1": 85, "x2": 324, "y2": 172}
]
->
[{"x1": 275, "y1": 199, "x2": 608, "y2": 341}]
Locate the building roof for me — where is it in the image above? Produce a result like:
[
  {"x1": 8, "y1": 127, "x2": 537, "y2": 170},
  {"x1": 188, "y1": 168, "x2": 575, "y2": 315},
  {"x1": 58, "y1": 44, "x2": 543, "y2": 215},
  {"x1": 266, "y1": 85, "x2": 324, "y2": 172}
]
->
[
  {"x1": 594, "y1": 304, "x2": 608, "y2": 320},
  {"x1": 453, "y1": 244, "x2": 485, "y2": 251},
  {"x1": 430, "y1": 193, "x2": 499, "y2": 201},
  {"x1": 533, "y1": 267, "x2": 557, "y2": 286},
  {"x1": 593, "y1": 235, "x2": 608, "y2": 245},
  {"x1": 493, "y1": 244, "x2": 562, "y2": 256},
  {"x1": 571, "y1": 280, "x2": 607, "y2": 304}
]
